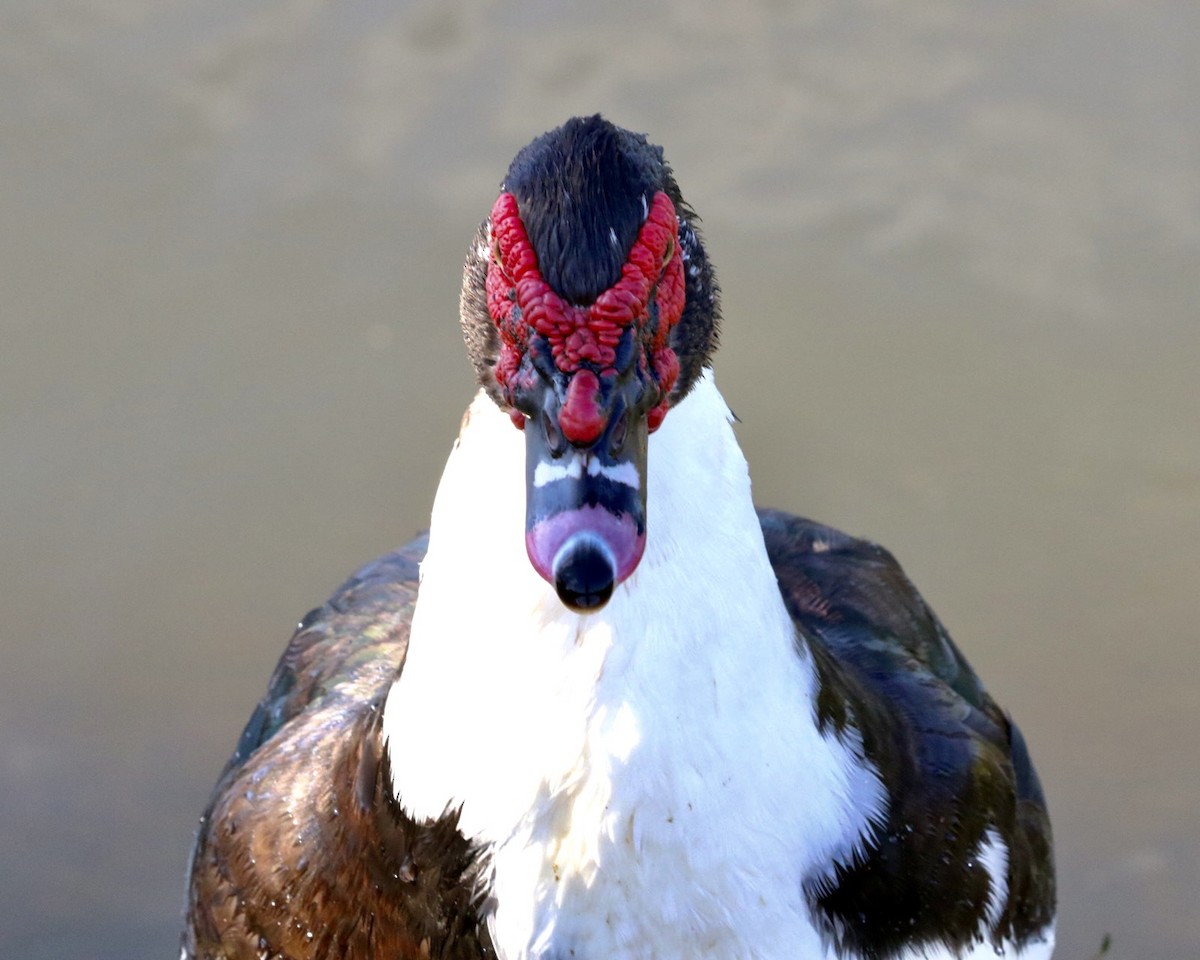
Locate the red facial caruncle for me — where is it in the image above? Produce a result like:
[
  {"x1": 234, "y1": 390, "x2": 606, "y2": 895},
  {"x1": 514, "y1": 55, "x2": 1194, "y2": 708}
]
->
[{"x1": 485, "y1": 190, "x2": 685, "y2": 440}]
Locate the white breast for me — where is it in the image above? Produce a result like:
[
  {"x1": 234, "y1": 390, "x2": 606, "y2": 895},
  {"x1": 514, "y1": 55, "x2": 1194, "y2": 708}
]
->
[{"x1": 383, "y1": 375, "x2": 1043, "y2": 959}]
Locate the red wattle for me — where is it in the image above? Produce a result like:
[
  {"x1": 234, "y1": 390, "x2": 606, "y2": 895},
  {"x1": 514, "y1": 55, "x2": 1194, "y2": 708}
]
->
[
  {"x1": 486, "y1": 191, "x2": 686, "y2": 430},
  {"x1": 559, "y1": 370, "x2": 605, "y2": 445}
]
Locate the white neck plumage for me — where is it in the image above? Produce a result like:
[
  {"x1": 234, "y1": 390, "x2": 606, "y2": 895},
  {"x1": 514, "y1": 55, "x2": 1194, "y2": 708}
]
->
[{"x1": 383, "y1": 371, "x2": 882, "y2": 959}]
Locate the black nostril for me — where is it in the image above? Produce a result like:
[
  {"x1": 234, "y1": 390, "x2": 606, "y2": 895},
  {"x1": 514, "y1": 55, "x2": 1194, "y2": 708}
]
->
[
  {"x1": 608, "y1": 411, "x2": 627, "y2": 457},
  {"x1": 542, "y1": 409, "x2": 564, "y2": 458},
  {"x1": 553, "y1": 538, "x2": 616, "y2": 612}
]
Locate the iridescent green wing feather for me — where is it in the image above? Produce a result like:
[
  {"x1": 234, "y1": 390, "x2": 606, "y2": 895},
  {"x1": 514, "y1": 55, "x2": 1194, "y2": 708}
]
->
[{"x1": 759, "y1": 509, "x2": 1054, "y2": 959}]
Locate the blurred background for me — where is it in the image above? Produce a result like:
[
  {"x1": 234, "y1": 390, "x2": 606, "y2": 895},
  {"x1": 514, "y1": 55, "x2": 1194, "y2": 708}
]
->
[{"x1": 2, "y1": 1, "x2": 1197, "y2": 957}]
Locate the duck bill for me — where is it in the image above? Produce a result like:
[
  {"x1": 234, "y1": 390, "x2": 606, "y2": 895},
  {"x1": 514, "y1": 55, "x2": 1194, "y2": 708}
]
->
[{"x1": 523, "y1": 385, "x2": 648, "y2": 613}]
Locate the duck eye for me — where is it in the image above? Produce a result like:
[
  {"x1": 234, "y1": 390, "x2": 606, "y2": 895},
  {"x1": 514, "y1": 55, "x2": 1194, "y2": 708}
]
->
[
  {"x1": 491, "y1": 236, "x2": 512, "y2": 279},
  {"x1": 660, "y1": 237, "x2": 675, "y2": 270}
]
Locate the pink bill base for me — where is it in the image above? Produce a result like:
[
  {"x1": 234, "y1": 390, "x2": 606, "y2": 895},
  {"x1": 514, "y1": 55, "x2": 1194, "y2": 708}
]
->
[{"x1": 525, "y1": 505, "x2": 646, "y2": 587}]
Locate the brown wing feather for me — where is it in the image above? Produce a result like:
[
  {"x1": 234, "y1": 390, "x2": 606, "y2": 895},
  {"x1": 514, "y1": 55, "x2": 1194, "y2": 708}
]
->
[{"x1": 183, "y1": 536, "x2": 493, "y2": 960}]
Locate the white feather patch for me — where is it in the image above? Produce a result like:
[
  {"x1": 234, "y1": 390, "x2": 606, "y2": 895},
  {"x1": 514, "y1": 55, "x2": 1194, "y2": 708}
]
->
[
  {"x1": 979, "y1": 827, "x2": 1011, "y2": 929},
  {"x1": 382, "y1": 374, "x2": 1051, "y2": 960}
]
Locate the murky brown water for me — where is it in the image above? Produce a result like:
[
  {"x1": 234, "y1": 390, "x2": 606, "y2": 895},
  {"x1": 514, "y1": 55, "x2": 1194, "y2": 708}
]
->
[{"x1": 3, "y1": 2, "x2": 1197, "y2": 957}]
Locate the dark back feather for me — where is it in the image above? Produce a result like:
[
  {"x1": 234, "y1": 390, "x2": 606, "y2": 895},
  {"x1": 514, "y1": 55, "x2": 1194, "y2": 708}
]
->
[{"x1": 759, "y1": 509, "x2": 1054, "y2": 960}]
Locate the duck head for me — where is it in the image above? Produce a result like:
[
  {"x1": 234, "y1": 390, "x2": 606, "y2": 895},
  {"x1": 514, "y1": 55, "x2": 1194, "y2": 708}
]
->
[{"x1": 460, "y1": 116, "x2": 720, "y2": 612}]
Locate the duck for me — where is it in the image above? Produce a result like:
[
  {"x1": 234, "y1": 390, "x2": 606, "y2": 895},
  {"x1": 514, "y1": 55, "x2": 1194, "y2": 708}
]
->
[{"x1": 182, "y1": 115, "x2": 1055, "y2": 960}]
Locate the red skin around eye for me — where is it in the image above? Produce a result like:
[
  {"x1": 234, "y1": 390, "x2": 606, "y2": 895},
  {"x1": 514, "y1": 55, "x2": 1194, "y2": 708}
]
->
[{"x1": 486, "y1": 191, "x2": 684, "y2": 438}]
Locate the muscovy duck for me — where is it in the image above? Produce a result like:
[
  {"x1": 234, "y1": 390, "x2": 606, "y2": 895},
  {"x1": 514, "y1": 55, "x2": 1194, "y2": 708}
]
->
[{"x1": 183, "y1": 115, "x2": 1055, "y2": 960}]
